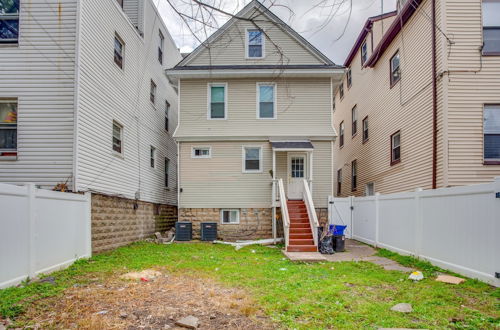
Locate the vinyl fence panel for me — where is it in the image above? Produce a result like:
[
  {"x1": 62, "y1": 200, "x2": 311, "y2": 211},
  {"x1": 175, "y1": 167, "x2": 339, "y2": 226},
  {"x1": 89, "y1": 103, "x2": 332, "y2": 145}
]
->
[{"x1": 328, "y1": 196, "x2": 352, "y2": 238}]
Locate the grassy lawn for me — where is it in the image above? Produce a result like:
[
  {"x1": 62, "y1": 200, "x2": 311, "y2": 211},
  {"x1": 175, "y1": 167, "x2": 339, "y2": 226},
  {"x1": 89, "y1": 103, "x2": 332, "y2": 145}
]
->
[{"x1": 1, "y1": 242, "x2": 499, "y2": 329}]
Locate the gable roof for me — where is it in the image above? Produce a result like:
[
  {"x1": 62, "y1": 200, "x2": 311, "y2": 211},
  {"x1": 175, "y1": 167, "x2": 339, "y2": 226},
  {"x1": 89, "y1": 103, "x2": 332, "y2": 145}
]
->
[{"x1": 177, "y1": 0, "x2": 337, "y2": 67}]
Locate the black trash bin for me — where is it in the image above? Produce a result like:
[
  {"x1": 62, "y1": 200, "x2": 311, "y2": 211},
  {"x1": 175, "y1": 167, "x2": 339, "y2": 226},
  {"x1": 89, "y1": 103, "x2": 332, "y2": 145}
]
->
[{"x1": 333, "y1": 235, "x2": 345, "y2": 252}]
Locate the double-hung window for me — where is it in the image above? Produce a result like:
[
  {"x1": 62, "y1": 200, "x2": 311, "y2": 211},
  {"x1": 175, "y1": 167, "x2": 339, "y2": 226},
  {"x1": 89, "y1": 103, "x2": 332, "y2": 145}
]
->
[
  {"x1": 150, "y1": 146, "x2": 156, "y2": 168},
  {"x1": 391, "y1": 131, "x2": 401, "y2": 165},
  {"x1": 482, "y1": 0, "x2": 500, "y2": 55},
  {"x1": 361, "y1": 41, "x2": 368, "y2": 65},
  {"x1": 0, "y1": 99, "x2": 17, "y2": 157},
  {"x1": 221, "y1": 209, "x2": 239, "y2": 224},
  {"x1": 336, "y1": 169, "x2": 342, "y2": 195},
  {"x1": 158, "y1": 30, "x2": 164, "y2": 64},
  {"x1": 339, "y1": 82, "x2": 344, "y2": 100},
  {"x1": 165, "y1": 101, "x2": 170, "y2": 132},
  {"x1": 362, "y1": 116, "x2": 369, "y2": 143},
  {"x1": 112, "y1": 121, "x2": 123, "y2": 154},
  {"x1": 247, "y1": 29, "x2": 264, "y2": 58},
  {"x1": 114, "y1": 34, "x2": 124, "y2": 69},
  {"x1": 346, "y1": 68, "x2": 352, "y2": 88},
  {"x1": 164, "y1": 157, "x2": 170, "y2": 187},
  {"x1": 339, "y1": 121, "x2": 344, "y2": 148},
  {"x1": 0, "y1": 0, "x2": 19, "y2": 44},
  {"x1": 351, "y1": 160, "x2": 357, "y2": 191},
  {"x1": 208, "y1": 84, "x2": 226, "y2": 119},
  {"x1": 192, "y1": 147, "x2": 211, "y2": 158},
  {"x1": 484, "y1": 105, "x2": 500, "y2": 163},
  {"x1": 243, "y1": 146, "x2": 261, "y2": 173},
  {"x1": 150, "y1": 80, "x2": 156, "y2": 105},
  {"x1": 390, "y1": 51, "x2": 401, "y2": 86},
  {"x1": 351, "y1": 105, "x2": 358, "y2": 136},
  {"x1": 257, "y1": 83, "x2": 275, "y2": 119}
]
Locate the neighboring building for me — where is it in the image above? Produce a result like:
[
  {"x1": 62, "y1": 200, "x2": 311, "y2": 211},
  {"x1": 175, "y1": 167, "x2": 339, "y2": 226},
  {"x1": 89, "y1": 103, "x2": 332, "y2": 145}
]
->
[
  {"x1": 333, "y1": 0, "x2": 500, "y2": 197},
  {"x1": 0, "y1": 0, "x2": 181, "y2": 251},
  {"x1": 167, "y1": 0, "x2": 343, "y2": 251}
]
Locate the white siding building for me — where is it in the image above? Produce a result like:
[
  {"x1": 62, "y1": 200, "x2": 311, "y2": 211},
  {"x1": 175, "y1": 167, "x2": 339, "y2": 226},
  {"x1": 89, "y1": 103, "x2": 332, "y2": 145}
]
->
[{"x1": 0, "y1": 0, "x2": 180, "y2": 206}]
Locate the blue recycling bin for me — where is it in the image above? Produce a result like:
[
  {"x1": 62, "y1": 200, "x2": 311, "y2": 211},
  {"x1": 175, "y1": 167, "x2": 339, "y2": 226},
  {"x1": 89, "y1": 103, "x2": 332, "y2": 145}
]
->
[{"x1": 329, "y1": 224, "x2": 347, "y2": 236}]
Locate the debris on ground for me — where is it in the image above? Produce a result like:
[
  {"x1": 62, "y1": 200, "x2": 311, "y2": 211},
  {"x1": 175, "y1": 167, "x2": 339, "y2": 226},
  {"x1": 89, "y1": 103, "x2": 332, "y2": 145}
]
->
[
  {"x1": 153, "y1": 228, "x2": 176, "y2": 244},
  {"x1": 38, "y1": 276, "x2": 56, "y2": 285},
  {"x1": 390, "y1": 303, "x2": 413, "y2": 313},
  {"x1": 175, "y1": 315, "x2": 200, "y2": 329},
  {"x1": 96, "y1": 310, "x2": 108, "y2": 315},
  {"x1": 435, "y1": 274, "x2": 465, "y2": 284},
  {"x1": 214, "y1": 238, "x2": 283, "y2": 250},
  {"x1": 408, "y1": 271, "x2": 424, "y2": 281},
  {"x1": 120, "y1": 269, "x2": 163, "y2": 281}
]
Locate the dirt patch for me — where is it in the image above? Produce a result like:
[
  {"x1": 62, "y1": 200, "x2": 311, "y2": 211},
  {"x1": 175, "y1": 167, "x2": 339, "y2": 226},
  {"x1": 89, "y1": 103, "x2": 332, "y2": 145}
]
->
[{"x1": 20, "y1": 269, "x2": 273, "y2": 329}]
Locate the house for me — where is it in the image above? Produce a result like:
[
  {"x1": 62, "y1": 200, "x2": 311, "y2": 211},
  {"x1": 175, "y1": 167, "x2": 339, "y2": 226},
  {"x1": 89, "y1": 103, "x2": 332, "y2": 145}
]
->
[
  {"x1": 166, "y1": 0, "x2": 344, "y2": 251},
  {"x1": 0, "y1": 0, "x2": 181, "y2": 252},
  {"x1": 333, "y1": 0, "x2": 500, "y2": 197}
]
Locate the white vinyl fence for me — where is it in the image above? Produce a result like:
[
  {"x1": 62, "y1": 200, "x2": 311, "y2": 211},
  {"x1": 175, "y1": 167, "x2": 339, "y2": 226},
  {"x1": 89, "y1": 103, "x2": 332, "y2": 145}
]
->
[
  {"x1": 0, "y1": 183, "x2": 91, "y2": 289},
  {"x1": 329, "y1": 178, "x2": 500, "y2": 287}
]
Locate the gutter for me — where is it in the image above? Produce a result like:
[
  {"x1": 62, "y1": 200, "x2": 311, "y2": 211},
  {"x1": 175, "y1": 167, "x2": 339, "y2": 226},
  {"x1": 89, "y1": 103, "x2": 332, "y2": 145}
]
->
[{"x1": 431, "y1": 0, "x2": 437, "y2": 189}]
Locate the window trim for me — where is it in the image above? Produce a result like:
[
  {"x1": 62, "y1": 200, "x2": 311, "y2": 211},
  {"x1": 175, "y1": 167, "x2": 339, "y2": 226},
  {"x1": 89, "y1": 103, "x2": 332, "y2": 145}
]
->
[
  {"x1": 481, "y1": 0, "x2": 500, "y2": 56},
  {"x1": 483, "y1": 104, "x2": 500, "y2": 164},
  {"x1": 112, "y1": 120, "x2": 124, "y2": 156},
  {"x1": 362, "y1": 116, "x2": 369, "y2": 143},
  {"x1": 339, "y1": 82, "x2": 344, "y2": 100},
  {"x1": 191, "y1": 146, "x2": 212, "y2": 159},
  {"x1": 114, "y1": 33, "x2": 125, "y2": 69},
  {"x1": 361, "y1": 40, "x2": 368, "y2": 66},
  {"x1": 150, "y1": 146, "x2": 156, "y2": 168},
  {"x1": 351, "y1": 105, "x2": 358, "y2": 137},
  {"x1": 365, "y1": 182, "x2": 375, "y2": 196},
  {"x1": 245, "y1": 28, "x2": 265, "y2": 59},
  {"x1": 242, "y1": 146, "x2": 263, "y2": 173},
  {"x1": 390, "y1": 50, "x2": 401, "y2": 87},
  {"x1": 390, "y1": 130, "x2": 401, "y2": 165},
  {"x1": 207, "y1": 83, "x2": 228, "y2": 120},
  {"x1": 339, "y1": 121, "x2": 345, "y2": 148},
  {"x1": 0, "y1": 98, "x2": 18, "y2": 159},
  {"x1": 0, "y1": 2, "x2": 20, "y2": 45},
  {"x1": 346, "y1": 67, "x2": 352, "y2": 89},
  {"x1": 256, "y1": 82, "x2": 277, "y2": 119},
  {"x1": 164, "y1": 157, "x2": 170, "y2": 187},
  {"x1": 336, "y1": 168, "x2": 342, "y2": 196},
  {"x1": 158, "y1": 29, "x2": 164, "y2": 64},
  {"x1": 351, "y1": 159, "x2": 357, "y2": 192},
  {"x1": 220, "y1": 209, "x2": 240, "y2": 225},
  {"x1": 150, "y1": 79, "x2": 157, "y2": 105},
  {"x1": 165, "y1": 101, "x2": 170, "y2": 132}
]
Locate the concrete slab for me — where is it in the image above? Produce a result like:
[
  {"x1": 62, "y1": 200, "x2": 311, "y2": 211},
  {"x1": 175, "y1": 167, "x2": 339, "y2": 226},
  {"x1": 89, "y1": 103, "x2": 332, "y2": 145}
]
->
[{"x1": 282, "y1": 250, "x2": 327, "y2": 262}]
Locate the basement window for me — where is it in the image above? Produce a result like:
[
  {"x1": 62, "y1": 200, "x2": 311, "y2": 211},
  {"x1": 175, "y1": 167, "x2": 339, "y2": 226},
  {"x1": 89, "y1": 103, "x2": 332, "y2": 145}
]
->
[
  {"x1": 0, "y1": 0, "x2": 19, "y2": 44},
  {"x1": 0, "y1": 99, "x2": 17, "y2": 158},
  {"x1": 221, "y1": 209, "x2": 239, "y2": 224}
]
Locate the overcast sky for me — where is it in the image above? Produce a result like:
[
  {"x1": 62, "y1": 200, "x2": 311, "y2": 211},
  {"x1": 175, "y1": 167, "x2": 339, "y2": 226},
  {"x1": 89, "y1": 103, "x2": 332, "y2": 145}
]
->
[{"x1": 157, "y1": 0, "x2": 398, "y2": 65}]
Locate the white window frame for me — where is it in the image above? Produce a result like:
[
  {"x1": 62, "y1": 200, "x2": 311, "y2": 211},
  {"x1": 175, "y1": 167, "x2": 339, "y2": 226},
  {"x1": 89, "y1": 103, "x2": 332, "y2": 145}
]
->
[
  {"x1": 207, "y1": 83, "x2": 227, "y2": 120},
  {"x1": 191, "y1": 146, "x2": 211, "y2": 159},
  {"x1": 220, "y1": 209, "x2": 240, "y2": 224},
  {"x1": 150, "y1": 146, "x2": 156, "y2": 168},
  {"x1": 112, "y1": 120, "x2": 123, "y2": 156},
  {"x1": 365, "y1": 182, "x2": 375, "y2": 196},
  {"x1": 114, "y1": 33, "x2": 125, "y2": 69},
  {"x1": 0, "y1": 2, "x2": 20, "y2": 44},
  {"x1": 0, "y1": 98, "x2": 18, "y2": 159},
  {"x1": 256, "y1": 82, "x2": 277, "y2": 119},
  {"x1": 245, "y1": 28, "x2": 265, "y2": 59},
  {"x1": 242, "y1": 146, "x2": 263, "y2": 173}
]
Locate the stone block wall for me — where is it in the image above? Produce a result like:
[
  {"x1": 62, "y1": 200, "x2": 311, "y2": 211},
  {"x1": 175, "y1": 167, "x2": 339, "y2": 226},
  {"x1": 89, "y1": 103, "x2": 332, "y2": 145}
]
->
[
  {"x1": 91, "y1": 193, "x2": 177, "y2": 253},
  {"x1": 179, "y1": 208, "x2": 273, "y2": 241}
]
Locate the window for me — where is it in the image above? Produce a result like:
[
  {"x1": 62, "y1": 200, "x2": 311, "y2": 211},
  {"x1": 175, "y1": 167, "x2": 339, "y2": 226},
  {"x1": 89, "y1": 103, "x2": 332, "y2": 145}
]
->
[
  {"x1": 243, "y1": 146, "x2": 261, "y2": 172},
  {"x1": 336, "y1": 169, "x2": 342, "y2": 195},
  {"x1": 114, "y1": 34, "x2": 124, "y2": 69},
  {"x1": 158, "y1": 30, "x2": 164, "y2": 64},
  {"x1": 208, "y1": 84, "x2": 226, "y2": 119},
  {"x1": 192, "y1": 147, "x2": 211, "y2": 158},
  {"x1": 150, "y1": 146, "x2": 156, "y2": 168},
  {"x1": 291, "y1": 156, "x2": 304, "y2": 178},
  {"x1": 339, "y1": 121, "x2": 345, "y2": 148},
  {"x1": 351, "y1": 160, "x2": 357, "y2": 191},
  {"x1": 165, "y1": 101, "x2": 170, "y2": 132},
  {"x1": 484, "y1": 105, "x2": 500, "y2": 163},
  {"x1": 112, "y1": 121, "x2": 123, "y2": 154},
  {"x1": 247, "y1": 29, "x2": 264, "y2": 58},
  {"x1": 351, "y1": 106, "x2": 357, "y2": 136},
  {"x1": 365, "y1": 182, "x2": 375, "y2": 196},
  {"x1": 346, "y1": 67, "x2": 352, "y2": 88},
  {"x1": 0, "y1": 0, "x2": 19, "y2": 44},
  {"x1": 150, "y1": 80, "x2": 156, "y2": 105},
  {"x1": 257, "y1": 83, "x2": 275, "y2": 119},
  {"x1": 482, "y1": 0, "x2": 500, "y2": 54},
  {"x1": 362, "y1": 116, "x2": 369, "y2": 143},
  {"x1": 0, "y1": 99, "x2": 17, "y2": 157},
  {"x1": 339, "y1": 82, "x2": 344, "y2": 100},
  {"x1": 391, "y1": 131, "x2": 401, "y2": 165},
  {"x1": 221, "y1": 209, "x2": 239, "y2": 224},
  {"x1": 164, "y1": 157, "x2": 170, "y2": 187},
  {"x1": 332, "y1": 98, "x2": 336, "y2": 113},
  {"x1": 361, "y1": 40, "x2": 368, "y2": 65},
  {"x1": 390, "y1": 51, "x2": 401, "y2": 86}
]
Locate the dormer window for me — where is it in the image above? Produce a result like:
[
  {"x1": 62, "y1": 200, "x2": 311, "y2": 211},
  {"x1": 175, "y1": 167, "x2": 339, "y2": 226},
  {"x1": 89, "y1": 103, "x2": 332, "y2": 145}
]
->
[{"x1": 247, "y1": 29, "x2": 264, "y2": 58}]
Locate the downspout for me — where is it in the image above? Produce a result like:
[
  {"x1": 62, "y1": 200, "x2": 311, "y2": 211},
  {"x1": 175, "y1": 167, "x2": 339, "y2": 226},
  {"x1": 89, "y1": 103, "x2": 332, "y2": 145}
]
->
[{"x1": 431, "y1": 0, "x2": 438, "y2": 189}]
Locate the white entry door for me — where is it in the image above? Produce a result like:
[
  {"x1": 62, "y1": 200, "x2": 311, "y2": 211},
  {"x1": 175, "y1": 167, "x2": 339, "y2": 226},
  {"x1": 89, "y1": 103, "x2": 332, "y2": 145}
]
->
[{"x1": 287, "y1": 153, "x2": 307, "y2": 200}]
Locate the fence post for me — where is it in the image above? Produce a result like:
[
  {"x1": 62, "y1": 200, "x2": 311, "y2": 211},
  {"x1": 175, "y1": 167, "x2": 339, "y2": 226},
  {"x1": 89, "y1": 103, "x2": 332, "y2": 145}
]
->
[
  {"x1": 349, "y1": 196, "x2": 354, "y2": 239},
  {"x1": 85, "y1": 192, "x2": 92, "y2": 257},
  {"x1": 414, "y1": 188, "x2": 423, "y2": 257},
  {"x1": 374, "y1": 192, "x2": 380, "y2": 247},
  {"x1": 27, "y1": 184, "x2": 36, "y2": 279},
  {"x1": 494, "y1": 177, "x2": 500, "y2": 282}
]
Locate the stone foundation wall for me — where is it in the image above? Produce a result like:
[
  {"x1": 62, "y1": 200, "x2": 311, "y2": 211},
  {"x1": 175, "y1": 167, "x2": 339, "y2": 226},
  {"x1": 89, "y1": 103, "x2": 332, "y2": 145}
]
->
[
  {"x1": 179, "y1": 208, "x2": 273, "y2": 241},
  {"x1": 91, "y1": 193, "x2": 177, "y2": 253}
]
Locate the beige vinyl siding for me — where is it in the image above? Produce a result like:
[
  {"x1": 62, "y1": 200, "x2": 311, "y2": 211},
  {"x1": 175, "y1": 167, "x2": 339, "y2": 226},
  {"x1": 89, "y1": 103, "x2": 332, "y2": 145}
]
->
[
  {"x1": 186, "y1": 17, "x2": 325, "y2": 66},
  {"x1": 333, "y1": 0, "x2": 441, "y2": 196},
  {"x1": 76, "y1": 0, "x2": 181, "y2": 204},
  {"x1": 180, "y1": 141, "x2": 332, "y2": 208},
  {"x1": 0, "y1": 0, "x2": 78, "y2": 188},
  {"x1": 176, "y1": 78, "x2": 335, "y2": 138},
  {"x1": 443, "y1": 0, "x2": 500, "y2": 185}
]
